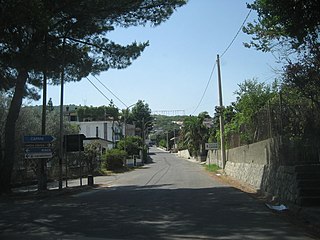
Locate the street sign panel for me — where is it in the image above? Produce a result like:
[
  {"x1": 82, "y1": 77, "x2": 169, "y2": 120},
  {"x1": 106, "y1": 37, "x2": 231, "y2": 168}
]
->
[
  {"x1": 25, "y1": 152, "x2": 53, "y2": 159},
  {"x1": 24, "y1": 135, "x2": 55, "y2": 159},
  {"x1": 24, "y1": 135, "x2": 56, "y2": 143},
  {"x1": 205, "y1": 142, "x2": 218, "y2": 150},
  {"x1": 25, "y1": 147, "x2": 53, "y2": 154},
  {"x1": 24, "y1": 143, "x2": 52, "y2": 148},
  {"x1": 63, "y1": 134, "x2": 86, "y2": 152}
]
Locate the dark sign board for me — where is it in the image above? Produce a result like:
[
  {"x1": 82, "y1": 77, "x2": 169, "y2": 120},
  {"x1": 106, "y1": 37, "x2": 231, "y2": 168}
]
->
[
  {"x1": 24, "y1": 135, "x2": 55, "y2": 143},
  {"x1": 63, "y1": 134, "x2": 86, "y2": 152}
]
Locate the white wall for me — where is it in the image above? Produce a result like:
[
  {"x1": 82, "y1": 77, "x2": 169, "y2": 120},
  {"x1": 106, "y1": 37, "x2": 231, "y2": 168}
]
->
[{"x1": 78, "y1": 121, "x2": 108, "y2": 139}]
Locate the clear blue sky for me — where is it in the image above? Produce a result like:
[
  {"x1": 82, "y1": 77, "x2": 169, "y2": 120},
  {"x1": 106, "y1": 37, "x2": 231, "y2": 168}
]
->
[{"x1": 30, "y1": 0, "x2": 280, "y2": 116}]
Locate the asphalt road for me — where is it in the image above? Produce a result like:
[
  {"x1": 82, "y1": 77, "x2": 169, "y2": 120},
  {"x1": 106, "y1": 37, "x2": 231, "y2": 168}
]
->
[{"x1": 0, "y1": 147, "x2": 317, "y2": 240}]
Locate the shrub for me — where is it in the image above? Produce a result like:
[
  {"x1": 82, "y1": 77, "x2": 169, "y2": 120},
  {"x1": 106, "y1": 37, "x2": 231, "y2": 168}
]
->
[
  {"x1": 117, "y1": 136, "x2": 142, "y2": 156},
  {"x1": 159, "y1": 139, "x2": 167, "y2": 148},
  {"x1": 102, "y1": 149, "x2": 127, "y2": 170}
]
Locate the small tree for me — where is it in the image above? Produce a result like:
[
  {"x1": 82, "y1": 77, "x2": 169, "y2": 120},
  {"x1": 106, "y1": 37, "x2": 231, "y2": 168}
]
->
[
  {"x1": 102, "y1": 149, "x2": 127, "y2": 171},
  {"x1": 84, "y1": 141, "x2": 101, "y2": 175},
  {"x1": 117, "y1": 136, "x2": 142, "y2": 156}
]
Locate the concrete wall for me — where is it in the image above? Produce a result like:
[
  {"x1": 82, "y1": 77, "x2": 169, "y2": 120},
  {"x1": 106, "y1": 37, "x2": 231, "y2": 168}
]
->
[
  {"x1": 177, "y1": 149, "x2": 191, "y2": 159},
  {"x1": 206, "y1": 137, "x2": 299, "y2": 203},
  {"x1": 78, "y1": 121, "x2": 122, "y2": 144}
]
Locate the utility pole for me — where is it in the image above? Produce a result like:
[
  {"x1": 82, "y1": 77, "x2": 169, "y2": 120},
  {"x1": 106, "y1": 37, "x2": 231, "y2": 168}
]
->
[
  {"x1": 217, "y1": 54, "x2": 226, "y2": 169},
  {"x1": 59, "y1": 37, "x2": 66, "y2": 190},
  {"x1": 166, "y1": 131, "x2": 169, "y2": 151},
  {"x1": 142, "y1": 118, "x2": 145, "y2": 163},
  {"x1": 39, "y1": 33, "x2": 48, "y2": 192},
  {"x1": 39, "y1": 71, "x2": 47, "y2": 191}
]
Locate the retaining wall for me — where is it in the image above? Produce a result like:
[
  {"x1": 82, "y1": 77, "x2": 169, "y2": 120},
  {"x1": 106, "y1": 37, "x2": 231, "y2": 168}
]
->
[
  {"x1": 177, "y1": 149, "x2": 191, "y2": 159},
  {"x1": 206, "y1": 137, "x2": 299, "y2": 203}
]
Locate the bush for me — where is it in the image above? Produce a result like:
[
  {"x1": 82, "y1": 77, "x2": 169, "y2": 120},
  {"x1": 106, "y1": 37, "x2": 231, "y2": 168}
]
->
[
  {"x1": 159, "y1": 139, "x2": 167, "y2": 148},
  {"x1": 102, "y1": 149, "x2": 127, "y2": 170},
  {"x1": 205, "y1": 164, "x2": 221, "y2": 173},
  {"x1": 117, "y1": 136, "x2": 142, "y2": 156}
]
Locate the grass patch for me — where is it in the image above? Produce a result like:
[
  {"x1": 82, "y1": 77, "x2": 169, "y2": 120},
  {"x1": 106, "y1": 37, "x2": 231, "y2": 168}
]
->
[{"x1": 205, "y1": 164, "x2": 221, "y2": 173}]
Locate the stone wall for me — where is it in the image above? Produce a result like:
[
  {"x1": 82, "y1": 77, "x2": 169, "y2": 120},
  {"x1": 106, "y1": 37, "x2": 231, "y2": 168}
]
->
[
  {"x1": 177, "y1": 149, "x2": 191, "y2": 159},
  {"x1": 206, "y1": 137, "x2": 299, "y2": 203}
]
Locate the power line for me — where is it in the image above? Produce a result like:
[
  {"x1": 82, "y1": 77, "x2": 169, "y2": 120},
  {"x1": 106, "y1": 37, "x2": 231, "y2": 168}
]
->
[
  {"x1": 92, "y1": 75, "x2": 128, "y2": 108},
  {"x1": 86, "y1": 77, "x2": 116, "y2": 106},
  {"x1": 191, "y1": 62, "x2": 217, "y2": 115},
  {"x1": 220, "y1": 9, "x2": 252, "y2": 58},
  {"x1": 191, "y1": 9, "x2": 252, "y2": 115}
]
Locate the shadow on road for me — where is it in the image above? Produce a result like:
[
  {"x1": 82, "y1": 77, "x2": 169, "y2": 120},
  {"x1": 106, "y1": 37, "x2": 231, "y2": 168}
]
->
[{"x1": 0, "y1": 184, "x2": 313, "y2": 240}]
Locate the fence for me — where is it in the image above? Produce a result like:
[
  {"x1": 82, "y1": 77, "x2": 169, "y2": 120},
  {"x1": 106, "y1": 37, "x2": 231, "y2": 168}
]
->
[{"x1": 225, "y1": 99, "x2": 320, "y2": 165}]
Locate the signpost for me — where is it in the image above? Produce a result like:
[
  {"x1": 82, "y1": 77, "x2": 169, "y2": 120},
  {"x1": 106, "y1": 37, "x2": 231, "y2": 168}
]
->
[
  {"x1": 205, "y1": 142, "x2": 218, "y2": 150},
  {"x1": 24, "y1": 135, "x2": 55, "y2": 143},
  {"x1": 24, "y1": 135, "x2": 55, "y2": 159}
]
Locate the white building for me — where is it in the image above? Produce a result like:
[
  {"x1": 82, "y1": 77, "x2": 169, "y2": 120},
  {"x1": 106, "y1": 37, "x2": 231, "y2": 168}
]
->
[{"x1": 77, "y1": 121, "x2": 136, "y2": 150}]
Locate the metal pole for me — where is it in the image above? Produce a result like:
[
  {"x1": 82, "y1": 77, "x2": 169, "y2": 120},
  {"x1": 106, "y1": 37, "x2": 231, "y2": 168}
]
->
[
  {"x1": 173, "y1": 129, "x2": 176, "y2": 150},
  {"x1": 123, "y1": 109, "x2": 127, "y2": 151},
  {"x1": 142, "y1": 118, "x2": 145, "y2": 163},
  {"x1": 79, "y1": 135, "x2": 82, "y2": 186},
  {"x1": 65, "y1": 136, "x2": 68, "y2": 188},
  {"x1": 39, "y1": 32, "x2": 48, "y2": 191},
  {"x1": 59, "y1": 38, "x2": 66, "y2": 190},
  {"x1": 217, "y1": 54, "x2": 226, "y2": 169},
  {"x1": 39, "y1": 71, "x2": 47, "y2": 191},
  {"x1": 166, "y1": 131, "x2": 169, "y2": 151}
]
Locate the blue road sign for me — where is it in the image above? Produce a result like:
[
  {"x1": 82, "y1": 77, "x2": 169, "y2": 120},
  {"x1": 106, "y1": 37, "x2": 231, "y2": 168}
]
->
[
  {"x1": 25, "y1": 147, "x2": 53, "y2": 153},
  {"x1": 25, "y1": 152, "x2": 53, "y2": 159},
  {"x1": 24, "y1": 135, "x2": 56, "y2": 143}
]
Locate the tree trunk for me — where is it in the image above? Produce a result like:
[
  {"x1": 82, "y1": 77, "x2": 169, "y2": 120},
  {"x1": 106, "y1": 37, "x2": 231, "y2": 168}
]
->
[{"x1": 0, "y1": 70, "x2": 28, "y2": 194}]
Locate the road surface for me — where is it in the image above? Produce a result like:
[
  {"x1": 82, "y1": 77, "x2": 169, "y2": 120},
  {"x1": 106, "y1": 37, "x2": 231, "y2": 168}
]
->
[{"x1": 0, "y1": 147, "x2": 317, "y2": 239}]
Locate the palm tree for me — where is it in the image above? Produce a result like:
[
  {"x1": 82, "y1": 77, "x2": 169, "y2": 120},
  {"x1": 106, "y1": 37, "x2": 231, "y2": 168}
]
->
[{"x1": 181, "y1": 112, "x2": 210, "y2": 157}]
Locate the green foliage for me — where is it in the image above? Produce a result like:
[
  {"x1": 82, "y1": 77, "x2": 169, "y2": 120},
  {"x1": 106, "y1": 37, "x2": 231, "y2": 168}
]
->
[
  {"x1": 244, "y1": 0, "x2": 320, "y2": 108},
  {"x1": 117, "y1": 136, "x2": 142, "y2": 156},
  {"x1": 153, "y1": 115, "x2": 186, "y2": 132},
  {"x1": 0, "y1": 0, "x2": 187, "y2": 193},
  {"x1": 102, "y1": 149, "x2": 127, "y2": 170},
  {"x1": 1, "y1": 0, "x2": 187, "y2": 91},
  {"x1": 234, "y1": 79, "x2": 278, "y2": 120},
  {"x1": 84, "y1": 141, "x2": 101, "y2": 174},
  {"x1": 180, "y1": 112, "x2": 210, "y2": 156},
  {"x1": 244, "y1": 0, "x2": 320, "y2": 51},
  {"x1": 205, "y1": 164, "x2": 221, "y2": 173},
  {"x1": 159, "y1": 139, "x2": 167, "y2": 148},
  {"x1": 77, "y1": 105, "x2": 119, "y2": 121},
  {"x1": 219, "y1": 79, "x2": 278, "y2": 147},
  {"x1": 129, "y1": 100, "x2": 153, "y2": 133}
]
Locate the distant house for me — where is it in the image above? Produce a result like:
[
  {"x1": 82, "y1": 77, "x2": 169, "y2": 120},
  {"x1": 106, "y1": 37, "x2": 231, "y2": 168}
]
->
[
  {"x1": 76, "y1": 121, "x2": 136, "y2": 150},
  {"x1": 62, "y1": 105, "x2": 137, "y2": 149},
  {"x1": 77, "y1": 121, "x2": 119, "y2": 149}
]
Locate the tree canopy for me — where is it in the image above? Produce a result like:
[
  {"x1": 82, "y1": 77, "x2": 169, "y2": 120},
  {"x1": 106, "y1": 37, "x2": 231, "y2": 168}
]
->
[
  {"x1": 0, "y1": 0, "x2": 187, "y2": 194},
  {"x1": 244, "y1": 0, "x2": 320, "y2": 108},
  {"x1": 243, "y1": 0, "x2": 320, "y2": 52}
]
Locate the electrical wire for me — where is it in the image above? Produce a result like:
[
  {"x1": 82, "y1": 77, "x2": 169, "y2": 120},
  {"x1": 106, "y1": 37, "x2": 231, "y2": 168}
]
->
[
  {"x1": 191, "y1": 9, "x2": 252, "y2": 115},
  {"x1": 86, "y1": 77, "x2": 116, "y2": 106},
  {"x1": 220, "y1": 9, "x2": 252, "y2": 58},
  {"x1": 92, "y1": 75, "x2": 128, "y2": 108},
  {"x1": 191, "y1": 62, "x2": 217, "y2": 115}
]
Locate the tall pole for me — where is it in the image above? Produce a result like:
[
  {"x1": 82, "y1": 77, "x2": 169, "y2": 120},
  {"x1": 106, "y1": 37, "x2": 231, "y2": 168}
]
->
[
  {"x1": 59, "y1": 38, "x2": 66, "y2": 190},
  {"x1": 39, "y1": 71, "x2": 47, "y2": 191},
  {"x1": 39, "y1": 33, "x2": 48, "y2": 191},
  {"x1": 166, "y1": 131, "x2": 169, "y2": 151},
  {"x1": 217, "y1": 54, "x2": 226, "y2": 169},
  {"x1": 142, "y1": 118, "x2": 145, "y2": 163},
  {"x1": 123, "y1": 103, "x2": 136, "y2": 153}
]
